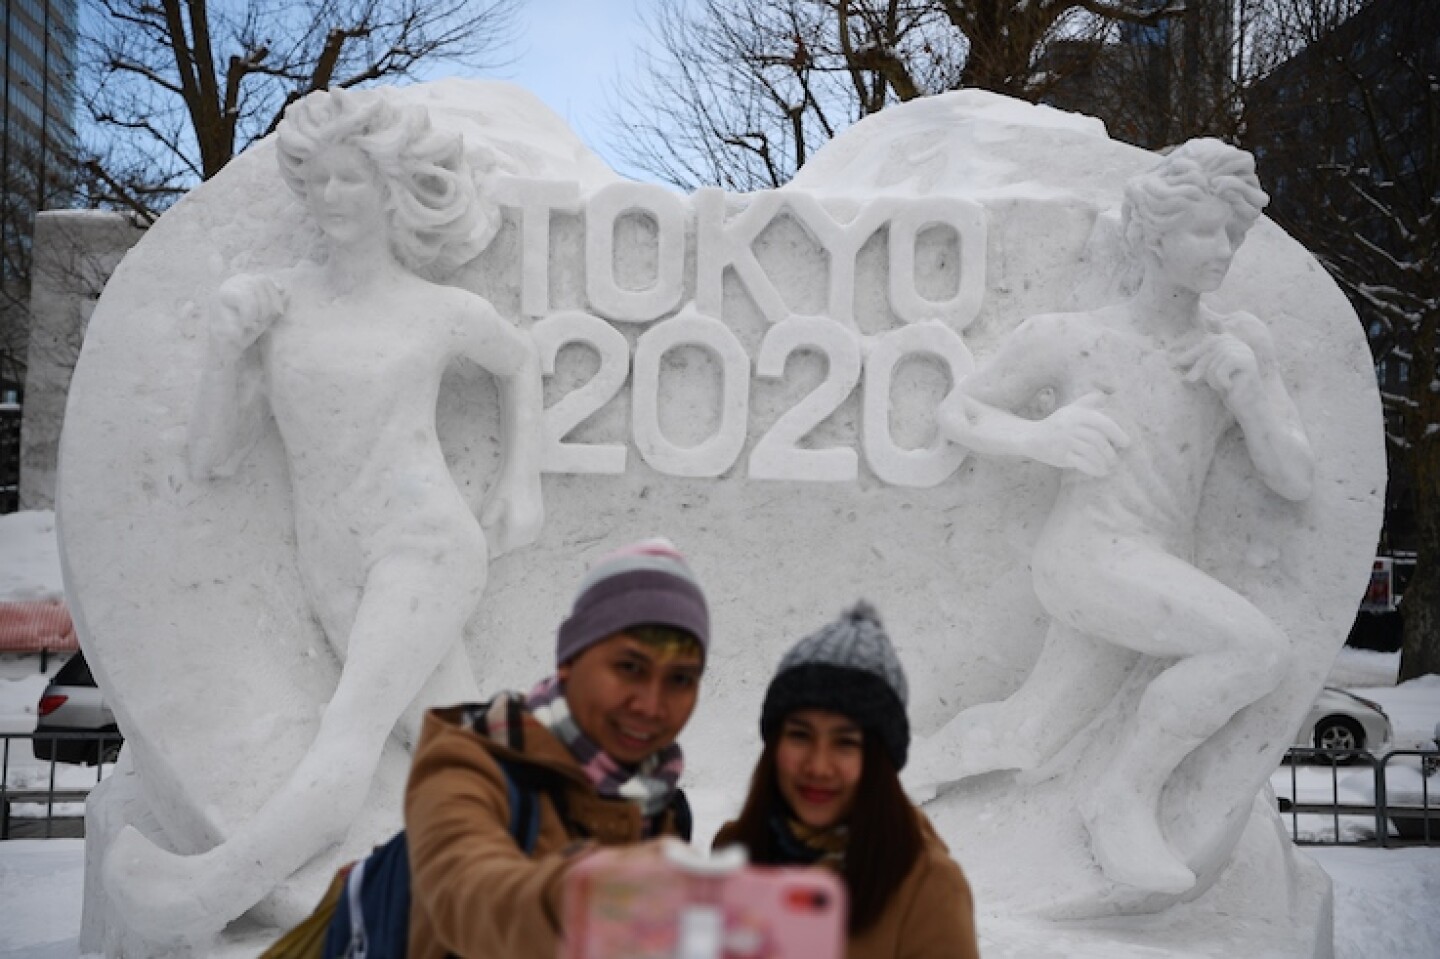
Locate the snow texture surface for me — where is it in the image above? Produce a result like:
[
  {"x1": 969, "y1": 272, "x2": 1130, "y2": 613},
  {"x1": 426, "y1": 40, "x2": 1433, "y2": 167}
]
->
[{"x1": 0, "y1": 511, "x2": 63, "y2": 602}]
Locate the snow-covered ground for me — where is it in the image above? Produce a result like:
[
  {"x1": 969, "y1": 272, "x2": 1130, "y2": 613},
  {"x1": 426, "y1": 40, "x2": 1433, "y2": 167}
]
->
[
  {"x1": 1313, "y1": 844, "x2": 1440, "y2": 959},
  {"x1": 0, "y1": 511, "x2": 64, "y2": 604},
  {"x1": 2, "y1": 646, "x2": 1437, "y2": 957}
]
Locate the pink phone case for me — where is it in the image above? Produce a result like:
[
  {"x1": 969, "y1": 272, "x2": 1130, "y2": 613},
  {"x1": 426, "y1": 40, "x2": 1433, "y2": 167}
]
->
[{"x1": 561, "y1": 848, "x2": 846, "y2": 959}]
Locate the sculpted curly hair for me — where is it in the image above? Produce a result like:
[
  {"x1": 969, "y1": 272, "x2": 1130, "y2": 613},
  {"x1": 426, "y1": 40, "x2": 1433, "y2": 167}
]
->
[
  {"x1": 1121, "y1": 138, "x2": 1269, "y2": 265},
  {"x1": 276, "y1": 87, "x2": 497, "y2": 274}
]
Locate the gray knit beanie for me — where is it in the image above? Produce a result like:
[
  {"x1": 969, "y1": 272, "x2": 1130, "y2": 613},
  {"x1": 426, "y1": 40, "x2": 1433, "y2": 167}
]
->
[
  {"x1": 760, "y1": 601, "x2": 910, "y2": 770},
  {"x1": 556, "y1": 537, "x2": 709, "y2": 666}
]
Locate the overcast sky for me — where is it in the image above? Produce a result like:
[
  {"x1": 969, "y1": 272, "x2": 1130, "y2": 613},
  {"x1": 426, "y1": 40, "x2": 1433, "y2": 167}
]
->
[{"x1": 500, "y1": 0, "x2": 658, "y2": 176}]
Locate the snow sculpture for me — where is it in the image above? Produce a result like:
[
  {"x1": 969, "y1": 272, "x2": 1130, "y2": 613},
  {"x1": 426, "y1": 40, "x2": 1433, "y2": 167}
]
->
[
  {"x1": 919, "y1": 140, "x2": 1314, "y2": 895},
  {"x1": 103, "y1": 87, "x2": 544, "y2": 938},
  {"x1": 57, "y1": 83, "x2": 1381, "y2": 958}
]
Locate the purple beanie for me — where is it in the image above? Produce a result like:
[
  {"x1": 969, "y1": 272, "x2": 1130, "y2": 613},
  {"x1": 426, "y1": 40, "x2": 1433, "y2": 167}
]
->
[{"x1": 556, "y1": 538, "x2": 710, "y2": 666}]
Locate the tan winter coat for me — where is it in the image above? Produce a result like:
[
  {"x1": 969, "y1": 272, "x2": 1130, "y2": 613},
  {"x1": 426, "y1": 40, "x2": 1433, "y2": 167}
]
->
[
  {"x1": 713, "y1": 809, "x2": 980, "y2": 959},
  {"x1": 405, "y1": 704, "x2": 685, "y2": 959}
]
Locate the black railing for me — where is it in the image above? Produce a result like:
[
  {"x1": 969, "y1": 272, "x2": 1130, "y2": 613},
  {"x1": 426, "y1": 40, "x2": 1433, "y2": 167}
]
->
[
  {"x1": 2, "y1": 734, "x2": 1434, "y2": 846},
  {"x1": 1277, "y1": 746, "x2": 1438, "y2": 847},
  {"x1": 1, "y1": 731, "x2": 120, "y2": 839}
]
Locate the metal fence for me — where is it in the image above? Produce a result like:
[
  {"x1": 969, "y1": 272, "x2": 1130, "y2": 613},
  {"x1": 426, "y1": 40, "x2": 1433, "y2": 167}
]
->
[
  {"x1": 1277, "y1": 746, "x2": 1438, "y2": 847},
  {"x1": 2, "y1": 734, "x2": 1435, "y2": 846},
  {"x1": 1, "y1": 731, "x2": 120, "y2": 839}
]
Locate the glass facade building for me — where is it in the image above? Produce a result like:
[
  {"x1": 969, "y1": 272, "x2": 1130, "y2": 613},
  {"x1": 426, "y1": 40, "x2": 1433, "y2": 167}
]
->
[
  {"x1": 3, "y1": 0, "x2": 78, "y2": 277},
  {"x1": 3, "y1": 0, "x2": 78, "y2": 508}
]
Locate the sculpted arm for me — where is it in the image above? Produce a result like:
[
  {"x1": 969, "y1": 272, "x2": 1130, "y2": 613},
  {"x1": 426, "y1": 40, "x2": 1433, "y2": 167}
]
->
[
  {"x1": 186, "y1": 274, "x2": 285, "y2": 480},
  {"x1": 461, "y1": 296, "x2": 545, "y2": 554},
  {"x1": 1181, "y1": 313, "x2": 1314, "y2": 501},
  {"x1": 938, "y1": 316, "x2": 1131, "y2": 477}
]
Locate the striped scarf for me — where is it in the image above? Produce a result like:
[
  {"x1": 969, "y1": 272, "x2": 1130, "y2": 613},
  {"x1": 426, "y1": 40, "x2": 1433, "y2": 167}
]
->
[{"x1": 467, "y1": 678, "x2": 684, "y2": 831}]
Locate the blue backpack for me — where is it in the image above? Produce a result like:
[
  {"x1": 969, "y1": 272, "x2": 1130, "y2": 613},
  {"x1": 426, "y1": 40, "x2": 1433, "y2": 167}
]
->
[{"x1": 322, "y1": 758, "x2": 543, "y2": 959}]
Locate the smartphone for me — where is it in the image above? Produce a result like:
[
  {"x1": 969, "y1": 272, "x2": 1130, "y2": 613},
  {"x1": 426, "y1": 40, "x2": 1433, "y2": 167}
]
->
[{"x1": 561, "y1": 841, "x2": 846, "y2": 959}]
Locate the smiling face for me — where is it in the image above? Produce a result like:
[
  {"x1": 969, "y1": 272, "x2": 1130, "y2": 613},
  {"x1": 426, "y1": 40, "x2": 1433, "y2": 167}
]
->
[
  {"x1": 559, "y1": 632, "x2": 704, "y2": 766},
  {"x1": 1154, "y1": 195, "x2": 1240, "y2": 294},
  {"x1": 775, "y1": 708, "x2": 864, "y2": 831},
  {"x1": 301, "y1": 143, "x2": 386, "y2": 245}
]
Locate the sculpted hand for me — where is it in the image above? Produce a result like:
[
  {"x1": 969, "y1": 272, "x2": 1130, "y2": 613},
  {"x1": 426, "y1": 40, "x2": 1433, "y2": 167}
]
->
[
  {"x1": 1178, "y1": 333, "x2": 1261, "y2": 405},
  {"x1": 213, "y1": 274, "x2": 286, "y2": 350},
  {"x1": 1027, "y1": 392, "x2": 1131, "y2": 477}
]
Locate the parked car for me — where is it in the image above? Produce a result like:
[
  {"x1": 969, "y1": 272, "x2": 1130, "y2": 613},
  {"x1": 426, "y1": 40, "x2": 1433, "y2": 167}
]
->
[
  {"x1": 33, "y1": 651, "x2": 122, "y2": 765},
  {"x1": 1294, "y1": 686, "x2": 1392, "y2": 755}
]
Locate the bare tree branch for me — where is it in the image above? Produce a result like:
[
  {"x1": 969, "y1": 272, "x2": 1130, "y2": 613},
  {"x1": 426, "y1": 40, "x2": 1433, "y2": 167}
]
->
[
  {"x1": 77, "y1": 0, "x2": 522, "y2": 218},
  {"x1": 609, "y1": 0, "x2": 1174, "y2": 190},
  {"x1": 1243, "y1": 0, "x2": 1438, "y2": 680},
  {"x1": 82, "y1": 161, "x2": 160, "y2": 225}
]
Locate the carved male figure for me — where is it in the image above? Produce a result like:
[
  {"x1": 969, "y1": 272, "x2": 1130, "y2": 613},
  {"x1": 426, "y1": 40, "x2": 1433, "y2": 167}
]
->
[
  {"x1": 106, "y1": 87, "x2": 545, "y2": 936},
  {"x1": 927, "y1": 139, "x2": 1314, "y2": 894}
]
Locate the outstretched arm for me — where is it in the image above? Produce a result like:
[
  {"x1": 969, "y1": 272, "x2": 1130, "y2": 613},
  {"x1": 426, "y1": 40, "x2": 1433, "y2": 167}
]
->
[
  {"x1": 1180, "y1": 313, "x2": 1314, "y2": 501},
  {"x1": 462, "y1": 298, "x2": 544, "y2": 555},
  {"x1": 938, "y1": 316, "x2": 1131, "y2": 477},
  {"x1": 186, "y1": 275, "x2": 284, "y2": 480},
  {"x1": 407, "y1": 712, "x2": 586, "y2": 958}
]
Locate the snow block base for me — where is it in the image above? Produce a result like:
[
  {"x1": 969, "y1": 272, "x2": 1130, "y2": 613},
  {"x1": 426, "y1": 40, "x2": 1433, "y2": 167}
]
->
[{"x1": 970, "y1": 795, "x2": 1334, "y2": 959}]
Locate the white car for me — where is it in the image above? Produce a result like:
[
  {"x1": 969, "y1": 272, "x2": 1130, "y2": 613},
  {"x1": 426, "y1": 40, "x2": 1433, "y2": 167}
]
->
[{"x1": 1295, "y1": 686, "x2": 1392, "y2": 755}]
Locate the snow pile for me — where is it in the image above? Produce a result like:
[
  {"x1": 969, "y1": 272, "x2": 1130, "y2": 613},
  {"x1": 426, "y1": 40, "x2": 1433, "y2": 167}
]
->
[
  {"x1": 0, "y1": 841, "x2": 87, "y2": 959},
  {"x1": 1312, "y1": 846, "x2": 1440, "y2": 959},
  {"x1": 0, "y1": 511, "x2": 63, "y2": 603},
  {"x1": 0, "y1": 668, "x2": 52, "y2": 733},
  {"x1": 1357, "y1": 673, "x2": 1440, "y2": 750},
  {"x1": 1325, "y1": 645, "x2": 1400, "y2": 687}
]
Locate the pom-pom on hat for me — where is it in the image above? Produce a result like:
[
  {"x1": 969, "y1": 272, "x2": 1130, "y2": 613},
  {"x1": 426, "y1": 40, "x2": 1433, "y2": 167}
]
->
[
  {"x1": 556, "y1": 537, "x2": 709, "y2": 667},
  {"x1": 760, "y1": 601, "x2": 910, "y2": 769}
]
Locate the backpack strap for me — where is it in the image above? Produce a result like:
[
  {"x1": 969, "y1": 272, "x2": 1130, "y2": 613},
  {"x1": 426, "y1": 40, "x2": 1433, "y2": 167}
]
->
[
  {"x1": 321, "y1": 755, "x2": 549, "y2": 959},
  {"x1": 669, "y1": 788, "x2": 694, "y2": 843},
  {"x1": 497, "y1": 758, "x2": 543, "y2": 854},
  {"x1": 342, "y1": 857, "x2": 368, "y2": 959},
  {"x1": 326, "y1": 834, "x2": 407, "y2": 959}
]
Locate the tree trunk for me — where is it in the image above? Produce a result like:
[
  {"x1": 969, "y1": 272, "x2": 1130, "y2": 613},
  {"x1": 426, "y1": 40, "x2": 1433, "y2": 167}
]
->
[
  {"x1": 1398, "y1": 484, "x2": 1440, "y2": 681},
  {"x1": 1398, "y1": 299, "x2": 1439, "y2": 682}
]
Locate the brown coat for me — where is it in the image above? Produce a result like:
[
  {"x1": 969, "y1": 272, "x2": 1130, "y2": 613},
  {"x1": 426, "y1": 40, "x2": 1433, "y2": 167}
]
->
[
  {"x1": 405, "y1": 704, "x2": 684, "y2": 959},
  {"x1": 713, "y1": 810, "x2": 980, "y2": 959}
]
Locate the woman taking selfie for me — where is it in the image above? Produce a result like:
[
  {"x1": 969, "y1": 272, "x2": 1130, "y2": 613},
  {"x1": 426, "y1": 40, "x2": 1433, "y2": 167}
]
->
[{"x1": 714, "y1": 602, "x2": 980, "y2": 959}]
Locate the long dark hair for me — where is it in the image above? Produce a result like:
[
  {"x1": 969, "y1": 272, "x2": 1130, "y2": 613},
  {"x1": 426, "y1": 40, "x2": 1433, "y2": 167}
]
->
[{"x1": 722, "y1": 733, "x2": 924, "y2": 935}]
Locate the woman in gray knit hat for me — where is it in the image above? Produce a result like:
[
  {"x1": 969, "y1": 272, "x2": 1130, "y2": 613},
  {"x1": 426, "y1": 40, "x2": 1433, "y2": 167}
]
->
[{"x1": 713, "y1": 602, "x2": 979, "y2": 959}]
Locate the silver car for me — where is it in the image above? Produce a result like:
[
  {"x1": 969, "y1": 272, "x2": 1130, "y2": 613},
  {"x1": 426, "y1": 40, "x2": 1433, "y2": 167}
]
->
[
  {"x1": 32, "y1": 652, "x2": 122, "y2": 765},
  {"x1": 1295, "y1": 686, "x2": 1392, "y2": 754}
]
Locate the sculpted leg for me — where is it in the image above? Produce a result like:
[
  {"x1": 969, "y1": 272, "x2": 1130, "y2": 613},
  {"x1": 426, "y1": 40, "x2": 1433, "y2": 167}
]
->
[
  {"x1": 104, "y1": 538, "x2": 487, "y2": 938},
  {"x1": 907, "y1": 621, "x2": 1135, "y2": 794},
  {"x1": 1070, "y1": 557, "x2": 1290, "y2": 893},
  {"x1": 396, "y1": 639, "x2": 482, "y2": 751}
]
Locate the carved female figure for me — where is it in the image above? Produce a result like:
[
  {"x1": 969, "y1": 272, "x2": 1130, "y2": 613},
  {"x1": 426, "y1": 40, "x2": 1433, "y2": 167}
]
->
[
  {"x1": 924, "y1": 140, "x2": 1314, "y2": 895},
  {"x1": 108, "y1": 87, "x2": 544, "y2": 935}
]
